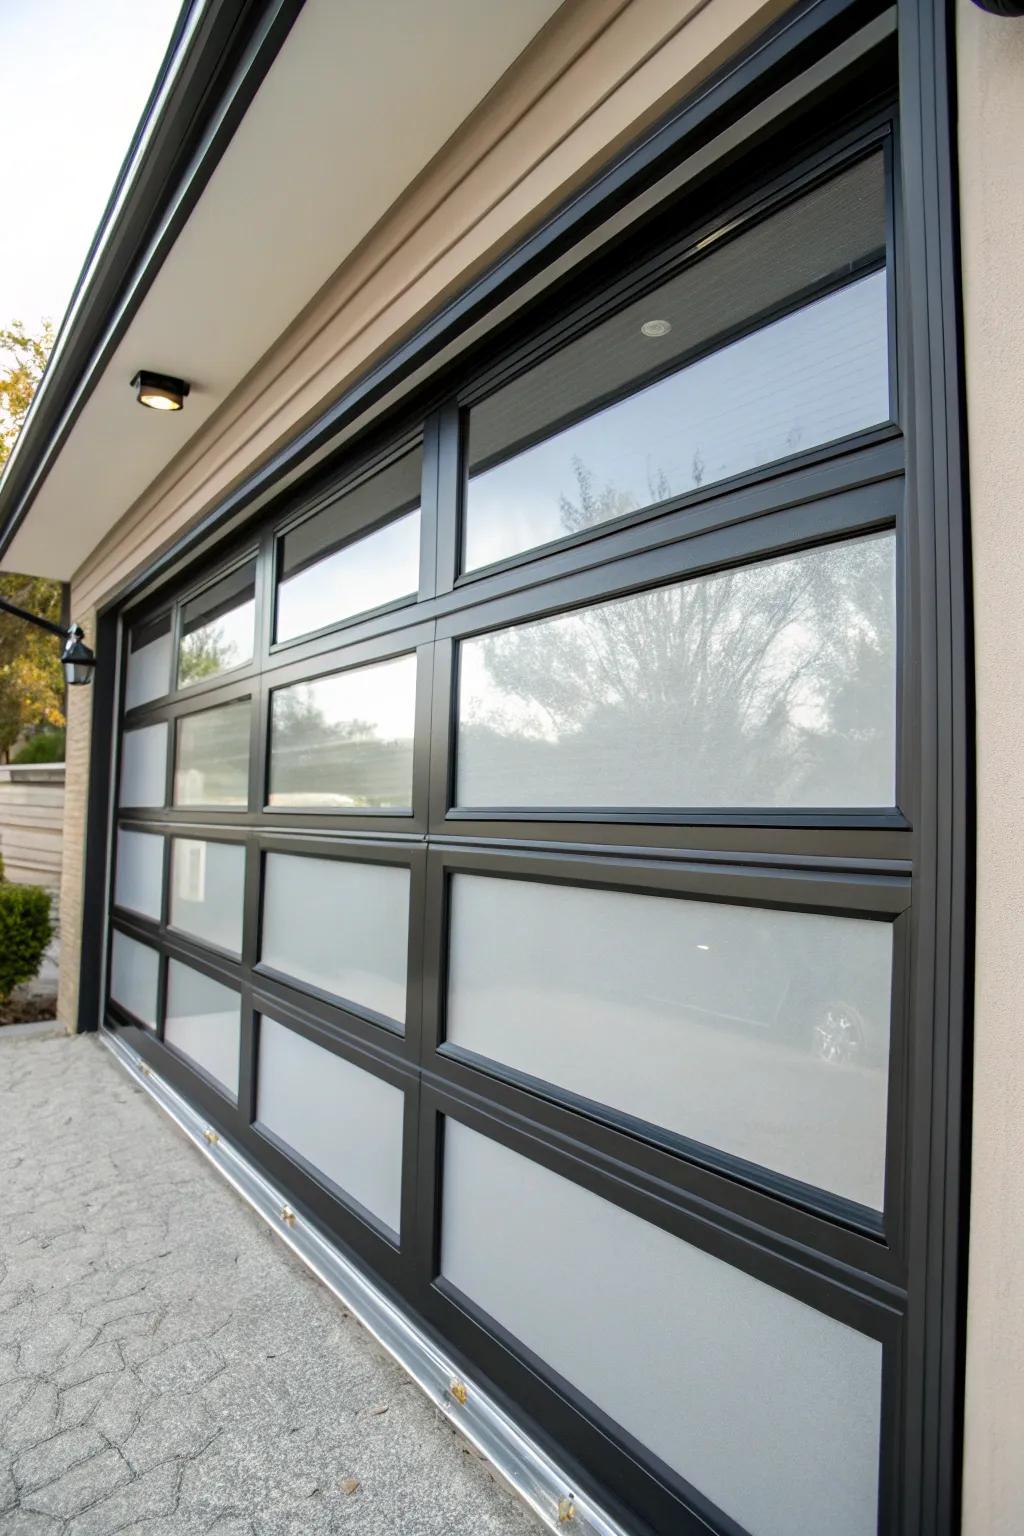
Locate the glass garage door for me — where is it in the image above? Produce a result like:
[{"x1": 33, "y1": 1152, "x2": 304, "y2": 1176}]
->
[{"x1": 106, "y1": 125, "x2": 919, "y2": 1536}]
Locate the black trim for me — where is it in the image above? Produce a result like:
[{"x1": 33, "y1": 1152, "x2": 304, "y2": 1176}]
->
[{"x1": 79, "y1": 5, "x2": 972, "y2": 1534}]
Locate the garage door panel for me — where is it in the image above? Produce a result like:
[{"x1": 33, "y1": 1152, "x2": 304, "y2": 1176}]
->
[
  {"x1": 440, "y1": 1116, "x2": 883, "y2": 1536},
  {"x1": 445, "y1": 870, "x2": 893, "y2": 1209}
]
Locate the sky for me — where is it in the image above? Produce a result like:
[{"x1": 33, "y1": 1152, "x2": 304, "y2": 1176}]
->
[{"x1": 0, "y1": 0, "x2": 182, "y2": 337}]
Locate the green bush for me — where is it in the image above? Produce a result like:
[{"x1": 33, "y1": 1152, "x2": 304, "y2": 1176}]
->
[
  {"x1": 0, "y1": 884, "x2": 53, "y2": 1001},
  {"x1": 12, "y1": 728, "x2": 65, "y2": 764}
]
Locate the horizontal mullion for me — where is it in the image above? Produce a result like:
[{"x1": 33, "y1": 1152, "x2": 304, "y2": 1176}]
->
[
  {"x1": 429, "y1": 819, "x2": 910, "y2": 862},
  {"x1": 428, "y1": 841, "x2": 910, "y2": 916},
  {"x1": 122, "y1": 667, "x2": 259, "y2": 728},
  {"x1": 250, "y1": 963, "x2": 408, "y2": 1054},
  {"x1": 112, "y1": 912, "x2": 243, "y2": 987},
  {"x1": 422, "y1": 1076, "x2": 904, "y2": 1330},
  {"x1": 247, "y1": 982, "x2": 418, "y2": 1084},
  {"x1": 436, "y1": 478, "x2": 900, "y2": 644},
  {"x1": 454, "y1": 422, "x2": 900, "y2": 593}
]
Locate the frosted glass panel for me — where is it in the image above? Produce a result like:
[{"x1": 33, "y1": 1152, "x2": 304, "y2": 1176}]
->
[
  {"x1": 170, "y1": 839, "x2": 245, "y2": 956},
  {"x1": 114, "y1": 830, "x2": 164, "y2": 921},
  {"x1": 448, "y1": 875, "x2": 891, "y2": 1207},
  {"x1": 464, "y1": 156, "x2": 887, "y2": 571},
  {"x1": 443, "y1": 1121, "x2": 882, "y2": 1536},
  {"x1": 120, "y1": 723, "x2": 168, "y2": 808},
  {"x1": 124, "y1": 614, "x2": 172, "y2": 710},
  {"x1": 257, "y1": 1016, "x2": 404, "y2": 1234},
  {"x1": 268, "y1": 654, "x2": 416, "y2": 809},
  {"x1": 174, "y1": 700, "x2": 250, "y2": 807},
  {"x1": 109, "y1": 931, "x2": 159, "y2": 1028},
  {"x1": 164, "y1": 961, "x2": 240, "y2": 1098},
  {"x1": 261, "y1": 853, "x2": 409, "y2": 1022},
  {"x1": 178, "y1": 562, "x2": 256, "y2": 688},
  {"x1": 277, "y1": 449, "x2": 422, "y2": 642},
  {"x1": 457, "y1": 533, "x2": 896, "y2": 809}
]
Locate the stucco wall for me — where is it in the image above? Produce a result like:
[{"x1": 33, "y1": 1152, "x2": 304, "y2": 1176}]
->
[{"x1": 957, "y1": 3, "x2": 1024, "y2": 1533}]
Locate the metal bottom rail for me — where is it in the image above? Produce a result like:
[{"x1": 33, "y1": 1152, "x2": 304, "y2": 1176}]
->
[{"x1": 100, "y1": 1027, "x2": 630, "y2": 1536}]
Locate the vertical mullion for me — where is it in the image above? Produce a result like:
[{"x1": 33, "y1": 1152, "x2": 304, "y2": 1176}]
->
[
  {"x1": 433, "y1": 401, "x2": 462, "y2": 596},
  {"x1": 418, "y1": 413, "x2": 441, "y2": 602}
]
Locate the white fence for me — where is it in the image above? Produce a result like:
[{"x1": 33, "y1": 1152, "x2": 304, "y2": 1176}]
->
[{"x1": 0, "y1": 764, "x2": 65, "y2": 892}]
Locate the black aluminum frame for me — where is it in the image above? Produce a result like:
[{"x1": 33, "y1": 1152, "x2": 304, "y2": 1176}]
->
[{"x1": 80, "y1": 4, "x2": 972, "y2": 1533}]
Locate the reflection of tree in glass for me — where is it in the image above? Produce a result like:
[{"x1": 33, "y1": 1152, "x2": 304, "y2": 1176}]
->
[
  {"x1": 269, "y1": 683, "x2": 413, "y2": 807},
  {"x1": 179, "y1": 627, "x2": 240, "y2": 685},
  {"x1": 461, "y1": 461, "x2": 894, "y2": 806}
]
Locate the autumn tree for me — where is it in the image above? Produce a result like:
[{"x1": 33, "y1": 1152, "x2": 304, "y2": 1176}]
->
[{"x1": 0, "y1": 320, "x2": 65, "y2": 761}]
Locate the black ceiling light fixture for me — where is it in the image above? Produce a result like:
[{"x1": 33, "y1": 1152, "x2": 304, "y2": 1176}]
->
[
  {"x1": 970, "y1": 0, "x2": 1024, "y2": 13},
  {"x1": 131, "y1": 370, "x2": 190, "y2": 412},
  {"x1": 0, "y1": 596, "x2": 96, "y2": 685}
]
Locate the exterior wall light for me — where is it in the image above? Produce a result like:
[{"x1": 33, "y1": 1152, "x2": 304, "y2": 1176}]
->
[
  {"x1": 0, "y1": 596, "x2": 96, "y2": 685},
  {"x1": 131, "y1": 371, "x2": 190, "y2": 411},
  {"x1": 60, "y1": 626, "x2": 97, "y2": 686}
]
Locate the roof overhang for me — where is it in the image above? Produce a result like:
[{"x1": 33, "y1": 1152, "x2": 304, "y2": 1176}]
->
[{"x1": 0, "y1": 0, "x2": 564, "y2": 580}]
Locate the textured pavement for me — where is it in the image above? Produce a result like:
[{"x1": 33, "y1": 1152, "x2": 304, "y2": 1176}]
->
[{"x1": 0, "y1": 1031, "x2": 538, "y2": 1536}]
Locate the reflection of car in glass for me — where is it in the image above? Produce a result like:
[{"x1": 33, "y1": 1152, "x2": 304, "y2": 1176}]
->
[{"x1": 618, "y1": 911, "x2": 890, "y2": 1069}]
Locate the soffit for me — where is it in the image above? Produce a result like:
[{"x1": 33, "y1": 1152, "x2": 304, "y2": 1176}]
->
[{"x1": 2, "y1": 0, "x2": 563, "y2": 579}]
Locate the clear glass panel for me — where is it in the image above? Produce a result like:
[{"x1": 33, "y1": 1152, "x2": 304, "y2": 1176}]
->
[
  {"x1": 113, "y1": 829, "x2": 164, "y2": 921},
  {"x1": 464, "y1": 155, "x2": 888, "y2": 571},
  {"x1": 178, "y1": 561, "x2": 256, "y2": 687},
  {"x1": 109, "y1": 930, "x2": 159, "y2": 1028},
  {"x1": 442, "y1": 1120, "x2": 882, "y2": 1536},
  {"x1": 257, "y1": 1016, "x2": 404, "y2": 1235},
  {"x1": 457, "y1": 532, "x2": 896, "y2": 809},
  {"x1": 124, "y1": 613, "x2": 172, "y2": 710},
  {"x1": 268, "y1": 654, "x2": 416, "y2": 809},
  {"x1": 261, "y1": 853, "x2": 409, "y2": 1023},
  {"x1": 164, "y1": 960, "x2": 240, "y2": 1098},
  {"x1": 169, "y1": 839, "x2": 245, "y2": 956},
  {"x1": 173, "y1": 700, "x2": 250, "y2": 807},
  {"x1": 119, "y1": 722, "x2": 168, "y2": 808},
  {"x1": 276, "y1": 449, "x2": 422, "y2": 643},
  {"x1": 448, "y1": 875, "x2": 891, "y2": 1207}
]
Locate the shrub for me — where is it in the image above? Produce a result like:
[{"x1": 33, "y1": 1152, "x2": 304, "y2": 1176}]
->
[
  {"x1": 0, "y1": 884, "x2": 53, "y2": 1001},
  {"x1": 12, "y1": 727, "x2": 65, "y2": 764}
]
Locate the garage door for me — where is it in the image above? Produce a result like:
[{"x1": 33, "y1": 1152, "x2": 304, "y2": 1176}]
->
[{"x1": 105, "y1": 107, "x2": 931, "y2": 1536}]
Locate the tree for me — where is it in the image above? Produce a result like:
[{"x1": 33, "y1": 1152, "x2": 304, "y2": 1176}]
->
[
  {"x1": 0, "y1": 320, "x2": 65, "y2": 762},
  {"x1": 0, "y1": 320, "x2": 54, "y2": 466}
]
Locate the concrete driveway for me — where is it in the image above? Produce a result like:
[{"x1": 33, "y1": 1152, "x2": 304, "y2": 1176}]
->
[{"x1": 0, "y1": 1031, "x2": 539, "y2": 1536}]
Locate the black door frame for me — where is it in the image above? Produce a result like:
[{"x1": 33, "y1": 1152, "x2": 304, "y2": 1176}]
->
[{"x1": 77, "y1": 3, "x2": 972, "y2": 1532}]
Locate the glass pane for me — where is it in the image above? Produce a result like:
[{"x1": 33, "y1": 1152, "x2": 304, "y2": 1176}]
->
[
  {"x1": 119, "y1": 723, "x2": 167, "y2": 808},
  {"x1": 257, "y1": 1016, "x2": 404, "y2": 1234},
  {"x1": 261, "y1": 853, "x2": 409, "y2": 1023},
  {"x1": 277, "y1": 449, "x2": 422, "y2": 642},
  {"x1": 442, "y1": 1119, "x2": 882, "y2": 1536},
  {"x1": 109, "y1": 931, "x2": 159, "y2": 1028},
  {"x1": 268, "y1": 654, "x2": 416, "y2": 809},
  {"x1": 178, "y1": 562, "x2": 256, "y2": 688},
  {"x1": 457, "y1": 532, "x2": 896, "y2": 809},
  {"x1": 170, "y1": 839, "x2": 245, "y2": 956},
  {"x1": 464, "y1": 155, "x2": 888, "y2": 571},
  {"x1": 164, "y1": 960, "x2": 240, "y2": 1098},
  {"x1": 174, "y1": 700, "x2": 250, "y2": 807},
  {"x1": 124, "y1": 613, "x2": 172, "y2": 710},
  {"x1": 114, "y1": 829, "x2": 163, "y2": 921},
  {"x1": 448, "y1": 875, "x2": 891, "y2": 1207}
]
